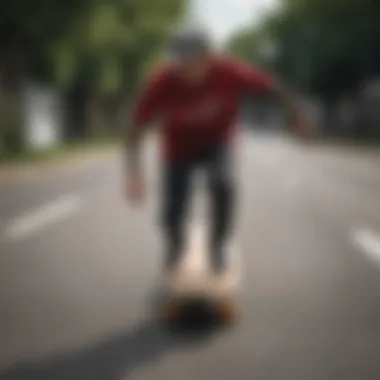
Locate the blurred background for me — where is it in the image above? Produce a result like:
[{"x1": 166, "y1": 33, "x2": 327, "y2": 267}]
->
[
  {"x1": 1, "y1": 0, "x2": 380, "y2": 379},
  {"x1": 1, "y1": 0, "x2": 379, "y2": 155}
]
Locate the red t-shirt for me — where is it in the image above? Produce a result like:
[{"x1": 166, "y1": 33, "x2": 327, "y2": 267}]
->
[{"x1": 132, "y1": 56, "x2": 274, "y2": 161}]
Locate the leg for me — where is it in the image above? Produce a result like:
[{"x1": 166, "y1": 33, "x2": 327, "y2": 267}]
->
[
  {"x1": 161, "y1": 160, "x2": 193, "y2": 272},
  {"x1": 204, "y1": 143, "x2": 236, "y2": 273}
]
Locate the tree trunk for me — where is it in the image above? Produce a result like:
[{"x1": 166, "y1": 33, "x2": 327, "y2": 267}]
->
[
  {"x1": 0, "y1": 46, "x2": 29, "y2": 156},
  {"x1": 85, "y1": 93, "x2": 106, "y2": 139}
]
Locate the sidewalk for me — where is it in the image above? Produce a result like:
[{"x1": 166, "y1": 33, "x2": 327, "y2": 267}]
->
[{"x1": 0, "y1": 144, "x2": 119, "y2": 186}]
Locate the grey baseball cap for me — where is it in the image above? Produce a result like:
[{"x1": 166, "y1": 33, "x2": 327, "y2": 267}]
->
[{"x1": 168, "y1": 26, "x2": 212, "y2": 60}]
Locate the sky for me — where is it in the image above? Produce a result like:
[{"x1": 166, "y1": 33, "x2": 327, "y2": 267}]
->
[{"x1": 191, "y1": 0, "x2": 278, "y2": 45}]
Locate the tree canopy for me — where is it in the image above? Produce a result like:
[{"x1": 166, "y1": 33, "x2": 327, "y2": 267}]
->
[
  {"x1": 225, "y1": 0, "x2": 380, "y2": 100},
  {"x1": 0, "y1": 0, "x2": 186, "y2": 94}
]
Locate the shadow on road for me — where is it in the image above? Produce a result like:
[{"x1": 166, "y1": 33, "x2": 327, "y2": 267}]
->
[{"x1": 0, "y1": 318, "x2": 219, "y2": 380}]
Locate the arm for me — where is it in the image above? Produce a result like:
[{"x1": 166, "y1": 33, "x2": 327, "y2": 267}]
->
[
  {"x1": 233, "y1": 61, "x2": 310, "y2": 136},
  {"x1": 270, "y1": 81, "x2": 305, "y2": 132},
  {"x1": 126, "y1": 69, "x2": 168, "y2": 175}
]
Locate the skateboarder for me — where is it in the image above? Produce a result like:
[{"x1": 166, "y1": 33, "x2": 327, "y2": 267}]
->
[{"x1": 125, "y1": 27, "x2": 312, "y2": 285}]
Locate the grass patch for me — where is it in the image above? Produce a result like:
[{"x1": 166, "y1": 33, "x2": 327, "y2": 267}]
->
[{"x1": 0, "y1": 137, "x2": 119, "y2": 167}]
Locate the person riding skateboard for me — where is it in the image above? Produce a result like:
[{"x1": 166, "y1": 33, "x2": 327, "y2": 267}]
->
[{"x1": 125, "y1": 27, "x2": 313, "y2": 286}]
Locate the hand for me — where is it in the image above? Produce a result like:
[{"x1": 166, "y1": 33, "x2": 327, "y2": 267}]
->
[
  {"x1": 292, "y1": 114, "x2": 315, "y2": 141},
  {"x1": 125, "y1": 171, "x2": 146, "y2": 204}
]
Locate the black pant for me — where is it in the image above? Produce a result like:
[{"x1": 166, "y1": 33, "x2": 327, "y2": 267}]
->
[{"x1": 161, "y1": 142, "x2": 235, "y2": 273}]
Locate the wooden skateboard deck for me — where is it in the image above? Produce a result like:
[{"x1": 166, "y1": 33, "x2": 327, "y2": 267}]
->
[{"x1": 158, "y1": 223, "x2": 241, "y2": 325}]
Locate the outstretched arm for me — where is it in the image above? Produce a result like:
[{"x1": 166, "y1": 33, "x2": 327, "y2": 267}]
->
[
  {"x1": 269, "y1": 81, "x2": 310, "y2": 138},
  {"x1": 233, "y1": 61, "x2": 312, "y2": 138}
]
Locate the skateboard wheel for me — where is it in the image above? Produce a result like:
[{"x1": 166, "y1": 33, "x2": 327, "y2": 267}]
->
[
  {"x1": 217, "y1": 299, "x2": 238, "y2": 324},
  {"x1": 160, "y1": 299, "x2": 182, "y2": 322}
]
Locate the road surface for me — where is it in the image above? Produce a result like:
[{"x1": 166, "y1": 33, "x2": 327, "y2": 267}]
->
[{"x1": 1, "y1": 132, "x2": 380, "y2": 379}]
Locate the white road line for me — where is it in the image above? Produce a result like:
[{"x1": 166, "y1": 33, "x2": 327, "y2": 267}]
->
[
  {"x1": 353, "y1": 228, "x2": 380, "y2": 265},
  {"x1": 4, "y1": 194, "x2": 81, "y2": 241}
]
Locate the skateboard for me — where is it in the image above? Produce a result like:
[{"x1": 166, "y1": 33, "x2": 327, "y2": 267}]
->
[
  {"x1": 159, "y1": 279, "x2": 239, "y2": 326},
  {"x1": 157, "y1": 224, "x2": 241, "y2": 325}
]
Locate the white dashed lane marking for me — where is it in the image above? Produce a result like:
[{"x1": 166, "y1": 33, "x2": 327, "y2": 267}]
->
[
  {"x1": 4, "y1": 194, "x2": 81, "y2": 242},
  {"x1": 353, "y1": 228, "x2": 380, "y2": 266}
]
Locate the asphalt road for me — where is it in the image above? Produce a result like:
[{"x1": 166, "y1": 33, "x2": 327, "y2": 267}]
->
[{"x1": 1, "y1": 132, "x2": 380, "y2": 379}]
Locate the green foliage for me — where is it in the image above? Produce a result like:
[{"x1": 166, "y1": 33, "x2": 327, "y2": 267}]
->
[
  {"x1": 0, "y1": 92, "x2": 24, "y2": 157},
  {"x1": 226, "y1": 27, "x2": 262, "y2": 63},
  {"x1": 56, "y1": 0, "x2": 186, "y2": 94},
  {"x1": 0, "y1": 0, "x2": 185, "y2": 156},
  {"x1": 225, "y1": 0, "x2": 380, "y2": 100},
  {"x1": 0, "y1": 0, "x2": 186, "y2": 94}
]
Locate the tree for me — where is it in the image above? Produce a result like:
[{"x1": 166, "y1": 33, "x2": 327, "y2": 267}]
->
[
  {"x1": 60, "y1": 0, "x2": 186, "y2": 137},
  {"x1": 224, "y1": 0, "x2": 380, "y2": 138},
  {"x1": 225, "y1": 0, "x2": 380, "y2": 99},
  {"x1": 0, "y1": 0, "x2": 186, "y2": 153}
]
